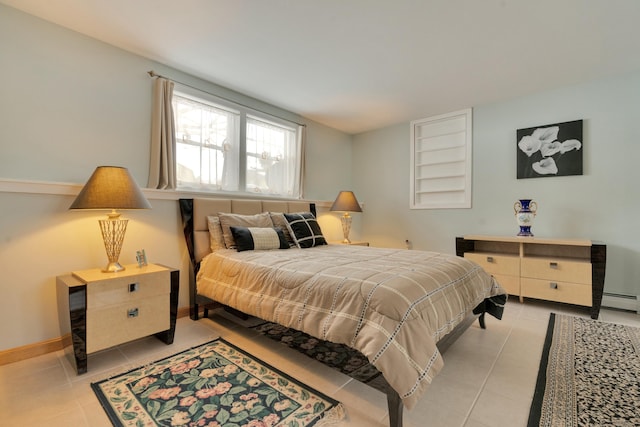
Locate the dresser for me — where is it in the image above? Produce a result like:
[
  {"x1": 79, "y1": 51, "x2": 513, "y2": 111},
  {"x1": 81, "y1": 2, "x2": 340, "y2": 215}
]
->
[
  {"x1": 56, "y1": 263, "x2": 179, "y2": 374},
  {"x1": 456, "y1": 235, "x2": 606, "y2": 319}
]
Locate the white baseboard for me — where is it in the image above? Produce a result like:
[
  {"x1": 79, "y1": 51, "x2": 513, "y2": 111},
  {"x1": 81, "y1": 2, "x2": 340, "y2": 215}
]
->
[{"x1": 602, "y1": 293, "x2": 640, "y2": 313}]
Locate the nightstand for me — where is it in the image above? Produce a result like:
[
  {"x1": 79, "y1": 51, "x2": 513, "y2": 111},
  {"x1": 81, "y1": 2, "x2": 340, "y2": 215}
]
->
[
  {"x1": 331, "y1": 241, "x2": 369, "y2": 246},
  {"x1": 56, "y1": 263, "x2": 179, "y2": 374}
]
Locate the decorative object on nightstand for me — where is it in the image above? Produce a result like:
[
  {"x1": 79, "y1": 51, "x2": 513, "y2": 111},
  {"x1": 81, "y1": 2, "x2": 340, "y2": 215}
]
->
[
  {"x1": 56, "y1": 264, "x2": 179, "y2": 374},
  {"x1": 70, "y1": 166, "x2": 152, "y2": 272},
  {"x1": 330, "y1": 190, "x2": 362, "y2": 244},
  {"x1": 514, "y1": 198, "x2": 537, "y2": 236}
]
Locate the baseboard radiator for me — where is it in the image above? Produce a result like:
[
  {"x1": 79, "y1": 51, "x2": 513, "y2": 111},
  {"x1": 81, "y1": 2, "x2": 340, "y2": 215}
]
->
[{"x1": 602, "y1": 292, "x2": 640, "y2": 314}]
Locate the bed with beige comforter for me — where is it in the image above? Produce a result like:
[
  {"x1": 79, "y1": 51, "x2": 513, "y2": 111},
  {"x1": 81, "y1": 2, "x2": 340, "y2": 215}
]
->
[{"x1": 196, "y1": 243, "x2": 505, "y2": 409}]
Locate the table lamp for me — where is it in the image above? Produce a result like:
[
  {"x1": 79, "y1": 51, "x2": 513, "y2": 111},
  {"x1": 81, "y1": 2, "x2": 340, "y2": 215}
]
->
[
  {"x1": 69, "y1": 166, "x2": 151, "y2": 272},
  {"x1": 330, "y1": 190, "x2": 362, "y2": 244}
]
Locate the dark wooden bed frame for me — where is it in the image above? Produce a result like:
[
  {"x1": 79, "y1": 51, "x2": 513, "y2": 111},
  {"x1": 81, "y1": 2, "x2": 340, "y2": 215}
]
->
[{"x1": 179, "y1": 198, "x2": 487, "y2": 427}]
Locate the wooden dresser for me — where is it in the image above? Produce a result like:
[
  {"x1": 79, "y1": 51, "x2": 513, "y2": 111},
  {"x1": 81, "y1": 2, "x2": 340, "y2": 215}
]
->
[{"x1": 456, "y1": 235, "x2": 606, "y2": 319}]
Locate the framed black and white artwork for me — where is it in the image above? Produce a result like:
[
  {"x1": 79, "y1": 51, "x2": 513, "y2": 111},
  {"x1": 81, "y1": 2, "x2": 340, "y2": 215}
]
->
[{"x1": 516, "y1": 119, "x2": 583, "y2": 179}]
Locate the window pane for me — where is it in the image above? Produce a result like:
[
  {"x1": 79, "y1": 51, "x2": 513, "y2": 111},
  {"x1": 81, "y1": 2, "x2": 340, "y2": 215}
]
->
[
  {"x1": 246, "y1": 117, "x2": 297, "y2": 196},
  {"x1": 174, "y1": 95, "x2": 239, "y2": 191}
]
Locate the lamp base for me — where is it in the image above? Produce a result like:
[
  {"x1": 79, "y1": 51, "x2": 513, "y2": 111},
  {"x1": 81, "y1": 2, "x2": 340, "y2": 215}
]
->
[
  {"x1": 341, "y1": 213, "x2": 353, "y2": 244},
  {"x1": 99, "y1": 215, "x2": 128, "y2": 274},
  {"x1": 103, "y1": 261, "x2": 125, "y2": 273}
]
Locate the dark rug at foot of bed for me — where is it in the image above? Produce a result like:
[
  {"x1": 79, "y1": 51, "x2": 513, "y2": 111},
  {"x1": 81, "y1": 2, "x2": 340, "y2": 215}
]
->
[{"x1": 251, "y1": 321, "x2": 383, "y2": 384}]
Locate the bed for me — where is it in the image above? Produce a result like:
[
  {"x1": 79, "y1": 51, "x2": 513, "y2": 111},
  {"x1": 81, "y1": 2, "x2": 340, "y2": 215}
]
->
[{"x1": 179, "y1": 198, "x2": 506, "y2": 427}]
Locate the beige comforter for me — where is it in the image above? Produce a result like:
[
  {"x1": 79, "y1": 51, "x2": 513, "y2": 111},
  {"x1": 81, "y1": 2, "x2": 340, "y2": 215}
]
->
[{"x1": 197, "y1": 244, "x2": 504, "y2": 409}]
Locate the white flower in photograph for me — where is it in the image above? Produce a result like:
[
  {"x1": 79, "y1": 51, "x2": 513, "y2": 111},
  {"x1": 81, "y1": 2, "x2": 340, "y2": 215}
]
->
[
  {"x1": 560, "y1": 139, "x2": 582, "y2": 153},
  {"x1": 518, "y1": 135, "x2": 541, "y2": 157},
  {"x1": 532, "y1": 157, "x2": 558, "y2": 175},
  {"x1": 518, "y1": 126, "x2": 559, "y2": 157},
  {"x1": 540, "y1": 141, "x2": 562, "y2": 157}
]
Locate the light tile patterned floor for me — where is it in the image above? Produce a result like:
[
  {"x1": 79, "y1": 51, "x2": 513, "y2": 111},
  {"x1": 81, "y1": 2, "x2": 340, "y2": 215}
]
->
[{"x1": 1, "y1": 297, "x2": 638, "y2": 427}]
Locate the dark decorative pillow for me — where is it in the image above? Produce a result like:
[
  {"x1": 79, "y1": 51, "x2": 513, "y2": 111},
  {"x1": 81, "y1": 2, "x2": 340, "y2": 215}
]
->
[
  {"x1": 229, "y1": 226, "x2": 290, "y2": 252},
  {"x1": 283, "y1": 212, "x2": 327, "y2": 248},
  {"x1": 269, "y1": 212, "x2": 296, "y2": 247}
]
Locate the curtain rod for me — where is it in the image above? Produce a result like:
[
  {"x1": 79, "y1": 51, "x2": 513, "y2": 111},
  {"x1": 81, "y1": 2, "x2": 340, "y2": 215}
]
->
[{"x1": 147, "y1": 70, "x2": 306, "y2": 127}]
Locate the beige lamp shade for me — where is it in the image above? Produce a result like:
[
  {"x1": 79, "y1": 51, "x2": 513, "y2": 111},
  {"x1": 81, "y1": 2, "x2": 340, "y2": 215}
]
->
[
  {"x1": 330, "y1": 191, "x2": 362, "y2": 244},
  {"x1": 70, "y1": 166, "x2": 151, "y2": 211},
  {"x1": 70, "y1": 166, "x2": 151, "y2": 272},
  {"x1": 330, "y1": 191, "x2": 362, "y2": 213}
]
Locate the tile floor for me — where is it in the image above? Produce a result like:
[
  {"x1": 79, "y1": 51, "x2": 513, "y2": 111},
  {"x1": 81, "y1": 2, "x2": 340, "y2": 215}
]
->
[{"x1": 1, "y1": 297, "x2": 639, "y2": 427}]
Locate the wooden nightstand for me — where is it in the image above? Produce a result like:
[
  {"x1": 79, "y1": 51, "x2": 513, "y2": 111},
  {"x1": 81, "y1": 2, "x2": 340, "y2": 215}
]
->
[
  {"x1": 331, "y1": 241, "x2": 369, "y2": 246},
  {"x1": 56, "y1": 263, "x2": 179, "y2": 374}
]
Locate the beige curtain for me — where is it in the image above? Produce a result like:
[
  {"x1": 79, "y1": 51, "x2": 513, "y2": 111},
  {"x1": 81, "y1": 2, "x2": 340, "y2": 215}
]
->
[
  {"x1": 294, "y1": 124, "x2": 306, "y2": 198},
  {"x1": 148, "y1": 78, "x2": 176, "y2": 189}
]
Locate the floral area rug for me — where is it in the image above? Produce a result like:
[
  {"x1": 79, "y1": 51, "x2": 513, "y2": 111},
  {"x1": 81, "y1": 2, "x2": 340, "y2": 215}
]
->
[
  {"x1": 528, "y1": 313, "x2": 640, "y2": 426},
  {"x1": 250, "y1": 322, "x2": 381, "y2": 384},
  {"x1": 91, "y1": 338, "x2": 344, "y2": 427}
]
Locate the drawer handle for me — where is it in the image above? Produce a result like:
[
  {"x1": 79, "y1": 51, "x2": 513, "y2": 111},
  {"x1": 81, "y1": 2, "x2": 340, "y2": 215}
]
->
[
  {"x1": 486, "y1": 256, "x2": 495, "y2": 263},
  {"x1": 549, "y1": 282, "x2": 558, "y2": 290},
  {"x1": 128, "y1": 308, "x2": 139, "y2": 318},
  {"x1": 129, "y1": 282, "x2": 140, "y2": 293},
  {"x1": 549, "y1": 262, "x2": 559, "y2": 269}
]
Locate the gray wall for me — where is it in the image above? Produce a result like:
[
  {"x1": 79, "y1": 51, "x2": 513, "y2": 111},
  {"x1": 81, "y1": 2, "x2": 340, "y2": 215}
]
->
[
  {"x1": 0, "y1": 5, "x2": 352, "y2": 351},
  {"x1": 2, "y1": 2, "x2": 638, "y2": 352},
  {"x1": 353, "y1": 71, "x2": 640, "y2": 297}
]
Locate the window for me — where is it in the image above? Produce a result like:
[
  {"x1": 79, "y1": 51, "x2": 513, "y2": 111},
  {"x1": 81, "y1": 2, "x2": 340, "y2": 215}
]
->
[
  {"x1": 173, "y1": 90, "x2": 302, "y2": 198},
  {"x1": 245, "y1": 116, "x2": 298, "y2": 195},
  {"x1": 410, "y1": 108, "x2": 472, "y2": 209}
]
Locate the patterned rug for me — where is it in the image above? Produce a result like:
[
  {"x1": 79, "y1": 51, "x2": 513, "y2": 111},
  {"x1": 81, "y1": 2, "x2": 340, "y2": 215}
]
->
[
  {"x1": 91, "y1": 338, "x2": 344, "y2": 427},
  {"x1": 528, "y1": 313, "x2": 640, "y2": 426},
  {"x1": 251, "y1": 322, "x2": 382, "y2": 384}
]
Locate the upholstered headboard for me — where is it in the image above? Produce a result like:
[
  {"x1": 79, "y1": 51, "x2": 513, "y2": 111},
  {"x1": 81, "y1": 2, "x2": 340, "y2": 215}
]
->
[
  {"x1": 180, "y1": 198, "x2": 316, "y2": 266},
  {"x1": 179, "y1": 198, "x2": 316, "y2": 320}
]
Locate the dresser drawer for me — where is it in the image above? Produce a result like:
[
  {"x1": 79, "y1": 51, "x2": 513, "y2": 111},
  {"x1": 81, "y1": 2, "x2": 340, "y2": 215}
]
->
[
  {"x1": 492, "y1": 273, "x2": 520, "y2": 296},
  {"x1": 87, "y1": 293, "x2": 170, "y2": 353},
  {"x1": 465, "y1": 252, "x2": 520, "y2": 276},
  {"x1": 521, "y1": 278, "x2": 591, "y2": 306},
  {"x1": 521, "y1": 257, "x2": 591, "y2": 284},
  {"x1": 86, "y1": 270, "x2": 170, "y2": 309}
]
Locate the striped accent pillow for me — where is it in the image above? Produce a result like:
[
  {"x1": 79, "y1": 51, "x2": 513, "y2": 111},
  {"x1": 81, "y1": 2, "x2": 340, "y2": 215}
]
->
[
  {"x1": 283, "y1": 212, "x2": 327, "y2": 248},
  {"x1": 229, "y1": 226, "x2": 289, "y2": 252}
]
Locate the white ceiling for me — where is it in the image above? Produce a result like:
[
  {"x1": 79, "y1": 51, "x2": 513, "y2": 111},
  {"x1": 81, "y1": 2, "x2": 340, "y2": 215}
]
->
[{"x1": 3, "y1": 0, "x2": 640, "y2": 134}]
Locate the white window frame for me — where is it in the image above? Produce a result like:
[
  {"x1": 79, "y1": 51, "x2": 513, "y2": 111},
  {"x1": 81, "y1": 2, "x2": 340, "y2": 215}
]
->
[
  {"x1": 173, "y1": 85, "x2": 302, "y2": 198},
  {"x1": 410, "y1": 108, "x2": 472, "y2": 209}
]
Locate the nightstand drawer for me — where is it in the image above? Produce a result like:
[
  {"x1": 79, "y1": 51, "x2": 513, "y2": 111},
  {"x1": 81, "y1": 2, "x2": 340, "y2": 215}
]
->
[
  {"x1": 521, "y1": 258, "x2": 591, "y2": 284},
  {"x1": 521, "y1": 278, "x2": 591, "y2": 306},
  {"x1": 87, "y1": 293, "x2": 170, "y2": 353},
  {"x1": 465, "y1": 252, "x2": 520, "y2": 276},
  {"x1": 85, "y1": 270, "x2": 170, "y2": 309}
]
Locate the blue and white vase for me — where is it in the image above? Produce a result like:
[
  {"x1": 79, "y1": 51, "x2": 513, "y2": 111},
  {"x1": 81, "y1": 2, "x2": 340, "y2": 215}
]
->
[{"x1": 514, "y1": 199, "x2": 537, "y2": 236}]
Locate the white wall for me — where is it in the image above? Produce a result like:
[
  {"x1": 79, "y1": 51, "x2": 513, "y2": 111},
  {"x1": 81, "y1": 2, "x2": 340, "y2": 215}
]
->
[
  {"x1": 0, "y1": 5, "x2": 353, "y2": 351},
  {"x1": 353, "y1": 71, "x2": 640, "y2": 297}
]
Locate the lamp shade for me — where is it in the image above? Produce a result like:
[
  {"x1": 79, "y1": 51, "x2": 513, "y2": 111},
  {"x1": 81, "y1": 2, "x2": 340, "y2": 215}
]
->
[
  {"x1": 330, "y1": 191, "x2": 362, "y2": 213},
  {"x1": 70, "y1": 166, "x2": 151, "y2": 210}
]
